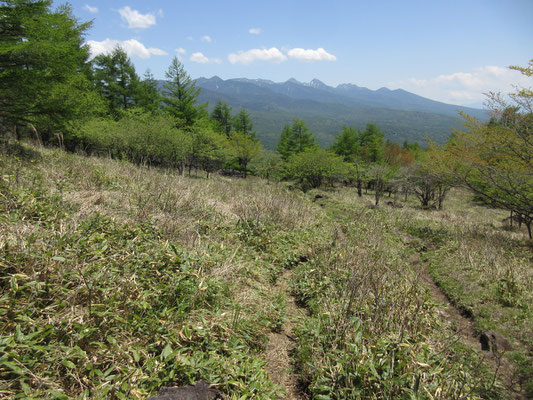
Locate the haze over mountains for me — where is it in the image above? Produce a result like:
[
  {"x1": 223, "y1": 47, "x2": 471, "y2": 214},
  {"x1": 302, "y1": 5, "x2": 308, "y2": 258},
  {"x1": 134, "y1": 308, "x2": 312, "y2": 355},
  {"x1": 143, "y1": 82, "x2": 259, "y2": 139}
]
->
[{"x1": 188, "y1": 77, "x2": 487, "y2": 149}]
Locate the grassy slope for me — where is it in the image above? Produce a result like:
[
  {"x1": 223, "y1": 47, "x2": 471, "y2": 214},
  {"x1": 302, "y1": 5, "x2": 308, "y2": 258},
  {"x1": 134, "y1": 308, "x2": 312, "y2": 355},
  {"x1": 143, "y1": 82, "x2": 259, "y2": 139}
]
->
[
  {"x1": 1, "y1": 144, "x2": 316, "y2": 399},
  {"x1": 395, "y1": 189, "x2": 533, "y2": 397},
  {"x1": 1, "y1": 144, "x2": 530, "y2": 399}
]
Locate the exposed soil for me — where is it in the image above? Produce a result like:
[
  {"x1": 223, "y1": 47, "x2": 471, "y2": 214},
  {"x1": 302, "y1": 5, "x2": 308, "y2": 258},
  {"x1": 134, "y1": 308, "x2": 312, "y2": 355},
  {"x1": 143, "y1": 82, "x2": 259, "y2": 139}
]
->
[
  {"x1": 409, "y1": 252, "x2": 480, "y2": 349},
  {"x1": 264, "y1": 269, "x2": 307, "y2": 400}
]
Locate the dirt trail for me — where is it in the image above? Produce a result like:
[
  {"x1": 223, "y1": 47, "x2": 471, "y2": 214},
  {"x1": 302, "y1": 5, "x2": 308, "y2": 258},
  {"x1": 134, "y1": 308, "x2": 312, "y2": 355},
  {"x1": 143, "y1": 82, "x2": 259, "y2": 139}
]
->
[
  {"x1": 409, "y1": 252, "x2": 481, "y2": 348},
  {"x1": 405, "y1": 236, "x2": 527, "y2": 399},
  {"x1": 264, "y1": 269, "x2": 307, "y2": 400}
]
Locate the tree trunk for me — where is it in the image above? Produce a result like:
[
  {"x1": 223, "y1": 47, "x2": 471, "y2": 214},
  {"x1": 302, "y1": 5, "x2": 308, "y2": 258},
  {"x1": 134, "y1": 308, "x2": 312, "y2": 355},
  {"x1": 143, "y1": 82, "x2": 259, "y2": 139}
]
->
[{"x1": 375, "y1": 180, "x2": 383, "y2": 206}]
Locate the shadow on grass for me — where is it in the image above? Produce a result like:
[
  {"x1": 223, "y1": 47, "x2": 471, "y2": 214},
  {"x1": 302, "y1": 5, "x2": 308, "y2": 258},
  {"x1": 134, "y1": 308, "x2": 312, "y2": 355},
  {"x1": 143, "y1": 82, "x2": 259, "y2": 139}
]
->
[{"x1": 0, "y1": 140, "x2": 43, "y2": 161}]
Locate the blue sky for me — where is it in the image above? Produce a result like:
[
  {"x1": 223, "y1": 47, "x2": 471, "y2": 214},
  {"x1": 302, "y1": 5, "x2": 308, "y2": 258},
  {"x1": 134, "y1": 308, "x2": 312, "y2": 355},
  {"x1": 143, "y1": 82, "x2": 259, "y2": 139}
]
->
[{"x1": 62, "y1": 0, "x2": 532, "y2": 106}]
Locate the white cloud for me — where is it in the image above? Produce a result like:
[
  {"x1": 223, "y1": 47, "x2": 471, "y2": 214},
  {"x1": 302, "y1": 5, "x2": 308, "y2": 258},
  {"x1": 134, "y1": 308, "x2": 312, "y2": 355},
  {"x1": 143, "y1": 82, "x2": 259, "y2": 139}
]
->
[
  {"x1": 118, "y1": 6, "x2": 156, "y2": 29},
  {"x1": 287, "y1": 47, "x2": 336, "y2": 62},
  {"x1": 187, "y1": 36, "x2": 193, "y2": 41},
  {"x1": 84, "y1": 4, "x2": 98, "y2": 13},
  {"x1": 202, "y1": 35, "x2": 212, "y2": 43},
  {"x1": 228, "y1": 47, "x2": 287, "y2": 64},
  {"x1": 393, "y1": 66, "x2": 530, "y2": 105},
  {"x1": 87, "y1": 38, "x2": 167, "y2": 59},
  {"x1": 175, "y1": 47, "x2": 186, "y2": 61},
  {"x1": 249, "y1": 28, "x2": 261, "y2": 35},
  {"x1": 190, "y1": 52, "x2": 221, "y2": 64},
  {"x1": 148, "y1": 48, "x2": 168, "y2": 56}
]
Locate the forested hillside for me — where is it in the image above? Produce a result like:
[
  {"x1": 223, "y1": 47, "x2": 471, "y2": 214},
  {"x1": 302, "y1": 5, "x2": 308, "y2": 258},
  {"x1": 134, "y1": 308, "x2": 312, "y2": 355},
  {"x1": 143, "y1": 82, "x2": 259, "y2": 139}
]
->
[{"x1": 193, "y1": 76, "x2": 488, "y2": 148}]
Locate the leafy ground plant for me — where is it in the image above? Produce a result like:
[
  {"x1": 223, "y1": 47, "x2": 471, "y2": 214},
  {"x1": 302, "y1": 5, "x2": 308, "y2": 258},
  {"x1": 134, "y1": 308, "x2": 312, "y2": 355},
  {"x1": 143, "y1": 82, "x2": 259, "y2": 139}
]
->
[{"x1": 1, "y1": 144, "x2": 529, "y2": 399}]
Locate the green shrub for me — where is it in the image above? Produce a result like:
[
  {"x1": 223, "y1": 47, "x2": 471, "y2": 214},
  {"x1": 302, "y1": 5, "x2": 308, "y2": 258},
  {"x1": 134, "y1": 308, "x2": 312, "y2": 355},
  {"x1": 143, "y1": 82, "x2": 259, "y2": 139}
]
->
[{"x1": 285, "y1": 148, "x2": 348, "y2": 191}]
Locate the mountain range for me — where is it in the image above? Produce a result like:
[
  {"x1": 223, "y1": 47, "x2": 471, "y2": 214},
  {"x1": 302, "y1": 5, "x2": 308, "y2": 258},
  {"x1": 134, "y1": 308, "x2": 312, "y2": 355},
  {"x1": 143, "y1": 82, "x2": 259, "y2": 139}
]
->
[{"x1": 187, "y1": 77, "x2": 487, "y2": 149}]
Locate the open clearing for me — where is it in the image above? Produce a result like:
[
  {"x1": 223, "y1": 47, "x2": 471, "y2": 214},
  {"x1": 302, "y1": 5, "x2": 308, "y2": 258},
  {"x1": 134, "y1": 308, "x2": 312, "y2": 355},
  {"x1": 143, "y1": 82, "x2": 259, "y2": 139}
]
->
[{"x1": 1, "y1": 144, "x2": 531, "y2": 399}]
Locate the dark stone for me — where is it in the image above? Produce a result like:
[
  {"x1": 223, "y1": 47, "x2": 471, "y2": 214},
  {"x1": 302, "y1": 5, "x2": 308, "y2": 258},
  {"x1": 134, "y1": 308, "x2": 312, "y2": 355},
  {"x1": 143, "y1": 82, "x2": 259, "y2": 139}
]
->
[
  {"x1": 386, "y1": 201, "x2": 403, "y2": 208},
  {"x1": 298, "y1": 255, "x2": 309, "y2": 263},
  {"x1": 147, "y1": 380, "x2": 225, "y2": 400},
  {"x1": 480, "y1": 330, "x2": 512, "y2": 352},
  {"x1": 218, "y1": 169, "x2": 241, "y2": 177}
]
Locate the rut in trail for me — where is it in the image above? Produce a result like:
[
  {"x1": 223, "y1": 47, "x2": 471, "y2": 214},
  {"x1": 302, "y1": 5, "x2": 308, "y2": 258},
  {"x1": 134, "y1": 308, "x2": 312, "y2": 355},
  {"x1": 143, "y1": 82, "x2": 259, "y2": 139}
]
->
[
  {"x1": 406, "y1": 237, "x2": 527, "y2": 400},
  {"x1": 264, "y1": 269, "x2": 307, "y2": 400}
]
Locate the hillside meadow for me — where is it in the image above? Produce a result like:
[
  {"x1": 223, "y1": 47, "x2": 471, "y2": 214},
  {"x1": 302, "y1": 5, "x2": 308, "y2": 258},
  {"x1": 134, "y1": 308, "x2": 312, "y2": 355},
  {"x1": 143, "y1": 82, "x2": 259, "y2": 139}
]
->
[{"x1": 1, "y1": 143, "x2": 531, "y2": 399}]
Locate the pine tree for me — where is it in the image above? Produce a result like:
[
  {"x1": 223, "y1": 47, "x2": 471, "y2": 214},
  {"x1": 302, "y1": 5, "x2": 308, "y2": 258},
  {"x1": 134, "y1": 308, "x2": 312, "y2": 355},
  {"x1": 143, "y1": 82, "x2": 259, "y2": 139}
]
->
[
  {"x1": 232, "y1": 108, "x2": 255, "y2": 137},
  {"x1": 359, "y1": 123, "x2": 384, "y2": 163},
  {"x1": 137, "y1": 70, "x2": 161, "y2": 114},
  {"x1": 210, "y1": 101, "x2": 232, "y2": 136},
  {"x1": 330, "y1": 126, "x2": 361, "y2": 161},
  {"x1": 230, "y1": 131, "x2": 261, "y2": 178},
  {"x1": 161, "y1": 56, "x2": 201, "y2": 127},
  {"x1": 0, "y1": 0, "x2": 96, "y2": 138},
  {"x1": 277, "y1": 118, "x2": 317, "y2": 160},
  {"x1": 277, "y1": 124, "x2": 294, "y2": 160},
  {"x1": 92, "y1": 47, "x2": 140, "y2": 116}
]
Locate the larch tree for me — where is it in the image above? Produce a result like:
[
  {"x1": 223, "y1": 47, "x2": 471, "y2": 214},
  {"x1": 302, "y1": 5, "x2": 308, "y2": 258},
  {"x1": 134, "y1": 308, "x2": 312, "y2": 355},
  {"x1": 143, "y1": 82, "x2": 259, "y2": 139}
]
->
[
  {"x1": 330, "y1": 126, "x2": 361, "y2": 162},
  {"x1": 230, "y1": 130, "x2": 261, "y2": 178},
  {"x1": 228, "y1": 107, "x2": 260, "y2": 177},
  {"x1": 330, "y1": 126, "x2": 367, "y2": 196},
  {"x1": 277, "y1": 118, "x2": 318, "y2": 160},
  {"x1": 210, "y1": 101, "x2": 232, "y2": 137},
  {"x1": 232, "y1": 108, "x2": 255, "y2": 138},
  {"x1": 136, "y1": 70, "x2": 161, "y2": 115},
  {"x1": 359, "y1": 123, "x2": 385, "y2": 163},
  {"x1": 0, "y1": 0, "x2": 98, "y2": 140},
  {"x1": 91, "y1": 47, "x2": 140, "y2": 117},
  {"x1": 162, "y1": 56, "x2": 202, "y2": 128}
]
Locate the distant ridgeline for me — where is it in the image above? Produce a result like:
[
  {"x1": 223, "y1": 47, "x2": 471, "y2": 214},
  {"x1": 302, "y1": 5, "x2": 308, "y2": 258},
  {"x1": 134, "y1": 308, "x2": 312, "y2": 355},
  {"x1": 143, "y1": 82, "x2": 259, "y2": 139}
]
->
[{"x1": 156, "y1": 77, "x2": 487, "y2": 149}]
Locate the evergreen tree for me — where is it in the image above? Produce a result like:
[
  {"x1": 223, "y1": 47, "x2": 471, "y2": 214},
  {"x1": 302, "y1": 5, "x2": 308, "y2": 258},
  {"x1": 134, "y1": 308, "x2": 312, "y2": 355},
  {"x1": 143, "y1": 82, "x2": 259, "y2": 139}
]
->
[
  {"x1": 161, "y1": 56, "x2": 201, "y2": 127},
  {"x1": 330, "y1": 126, "x2": 361, "y2": 161},
  {"x1": 359, "y1": 123, "x2": 385, "y2": 163},
  {"x1": 277, "y1": 118, "x2": 317, "y2": 160},
  {"x1": 92, "y1": 47, "x2": 140, "y2": 116},
  {"x1": 277, "y1": 124, "x2": 294, "y2": 160},
  {"x1": 210, "y1": 101, "x2": 232, "y2": 136},
  {"x1": 291, "y1": 118, "x2": 317, "y2": 153},
  {"x1": 230, "y1": 131, "x2": 261, "y2": 178},
  {"x1": 0, "y1": 0, "x2": 96, "y2": 139},
  {"x1": 232, "y1": 108, "x2": 255, "y2": 137},
  {"x1": 136, "y1": 70, "x2": 161, "y2": 114}
]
